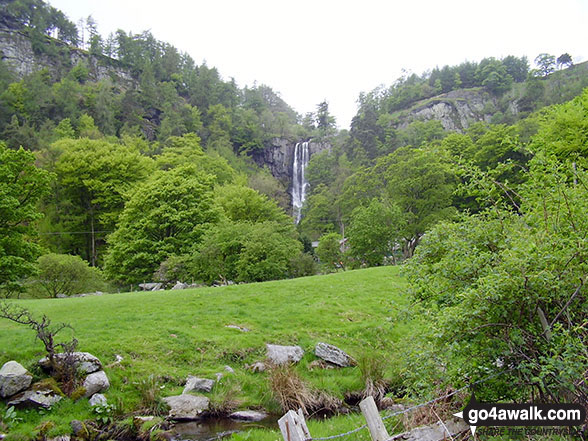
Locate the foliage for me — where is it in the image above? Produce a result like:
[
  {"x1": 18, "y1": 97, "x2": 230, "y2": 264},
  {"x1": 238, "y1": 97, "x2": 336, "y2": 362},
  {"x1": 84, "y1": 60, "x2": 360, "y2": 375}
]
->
[
  {"x1": 316, "y1": 232, "x2": 344, "y2": 272},
  {"x1": 104, "y1": 166, "x2": 220, "y2": 285},
  {"x1": 0, "y1": 143, "x2": 51, "y2": 296},
  {"x1": 214, "y1": 184, "x2": 290, "y2": 224},
  {"x1": 36, "y1": 253, "x2": 105, "y2": 298},
  {"x1": 347, "y1": 200, "x2": 404, "y2": 266}
]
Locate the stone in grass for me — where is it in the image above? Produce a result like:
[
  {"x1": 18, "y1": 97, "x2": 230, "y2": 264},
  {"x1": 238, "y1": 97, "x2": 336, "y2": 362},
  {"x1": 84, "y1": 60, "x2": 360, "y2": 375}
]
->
[
  {"x1": 83, "y1": 371, "x2": 110, "y2": 397},
  {"x1": 39, "y1": 352, "x2": 102, "y2": 375},
  {"x1": 89, "y1": 393, "x2": 107, "y2": 407},
  {"x1": 0, "y1": 361, "x2": 33, "y2": 398},
  {"x1": 314, "y1": 342, "x2": 353, "y2": 367},
  {"x1": 163, "y1": 395, "x2": 210, "y2": 420},
  {"x1": 7, "y1": 389, "x2": 62, "y2": 408},
  {"x1": 183, "y1": 376, "x2": 214, "y2": 394},
  {"x1": 266, "y1": 344, "x2": 304, "y2": 365},
  {"x1": 230, "y1": 410, "x2": 268, "y2": 422}
]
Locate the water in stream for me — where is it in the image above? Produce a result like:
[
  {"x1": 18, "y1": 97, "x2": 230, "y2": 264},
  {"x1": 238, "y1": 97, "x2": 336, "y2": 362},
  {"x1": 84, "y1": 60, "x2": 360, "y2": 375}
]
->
[{"x1": 172, "y1": 417, "x2": 279, "y2": 441}]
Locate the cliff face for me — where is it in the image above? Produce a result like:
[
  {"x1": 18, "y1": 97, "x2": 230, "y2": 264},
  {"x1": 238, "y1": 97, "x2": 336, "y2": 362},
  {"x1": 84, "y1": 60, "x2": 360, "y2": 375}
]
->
[
  {"x1": 0, "y1": 25, "x2": 132, "y2": 84},
  {"x1": 396, "y1": 88, "x2": 518, "y2": 132},
  {"x1": 250, "y1": 138, "x2": 331, "y2": 189}
]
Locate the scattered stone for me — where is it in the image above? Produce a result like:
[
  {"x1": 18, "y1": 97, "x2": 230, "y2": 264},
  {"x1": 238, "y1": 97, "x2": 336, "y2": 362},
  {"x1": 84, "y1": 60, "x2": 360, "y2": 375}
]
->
[
  {"x1": 224, "y1": 365, "x2": 235, "y2": 374},
  {"x1": 83, "y1": 370, "x2": 110, "y2": 397},
  {"x1": 389, "y1": 418, "x2": 468, "y2": 441},
  {"x1": 39, "y1": 352, "x2": 102, "y2": 374},
  {"x1": 307, "y1": 360, "x2": 335, "y2": 371},
  {"x1": 225, "y1": 324, "x2": 250, "y2": 332},
  {"x1": 139, "y1": 282, "x2": 163, "y2": 291},
  {"x1": 247, "y1": 361, "x2": 267, "y2": 373},
  {"x1": 215, "y1": 373, "x2": 223, "y2": 381},
  {"x1": 56, "y1": 293, "x2": 67, "y2": 298},
  {"x1": 314, "y1": 342, "x2": 353, "y2": 367},
  {"x1": 230, "y1": 410, "x2": 268, "y2": 422},
  {"x1": 171, "y1": 281, "x2": 188, "y2": 290},
  {"x1": 47, "y1": 436, "x2": 70, "y2": 441},
  {"x1": 266, "y1": 344, "x2": 304, "y2": 365},
  {"x1": 0, "y1": 361, "x2": 33, "y2": 398},
  {"x1": 7, "y1": 389, "x2": 62, "y2": 408},
  {"x1": 163, "y1": 394, "x2": 210, "y2": 420},
  {"x1": 70, "y1": 420, "x2": 87, "y2": 437},
  {"x1": 183, "y1": 376, "x2": 214, "y2": 394},
  {"x1": 89, "y1": 393, "x2": 107, "y2": 407}
]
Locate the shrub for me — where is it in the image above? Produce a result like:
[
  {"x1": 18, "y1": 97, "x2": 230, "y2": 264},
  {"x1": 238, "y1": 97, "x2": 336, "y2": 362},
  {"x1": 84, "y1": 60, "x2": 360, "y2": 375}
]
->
[{"x1": 36, "y1": 253, "x2": 105, "y2": 298}]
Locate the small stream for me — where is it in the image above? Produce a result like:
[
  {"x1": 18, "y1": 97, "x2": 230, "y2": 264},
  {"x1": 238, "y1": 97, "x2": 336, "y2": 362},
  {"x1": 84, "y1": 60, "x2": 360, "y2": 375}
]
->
[{"x1": 172, "y1": 417, "x2": 279, "y2": 441}]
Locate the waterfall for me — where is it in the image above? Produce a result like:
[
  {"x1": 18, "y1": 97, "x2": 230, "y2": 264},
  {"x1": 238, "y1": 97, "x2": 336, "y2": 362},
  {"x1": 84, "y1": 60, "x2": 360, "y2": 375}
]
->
[{"x1": 291, "y1": 141, "x2": 310, "y2": 224}]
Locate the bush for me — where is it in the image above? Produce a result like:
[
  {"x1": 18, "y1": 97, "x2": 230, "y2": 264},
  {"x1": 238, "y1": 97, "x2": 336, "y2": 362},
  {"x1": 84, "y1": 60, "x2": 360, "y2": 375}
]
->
[{"x1": 36, "y1": 253, "x2": 105, "y2": 298}]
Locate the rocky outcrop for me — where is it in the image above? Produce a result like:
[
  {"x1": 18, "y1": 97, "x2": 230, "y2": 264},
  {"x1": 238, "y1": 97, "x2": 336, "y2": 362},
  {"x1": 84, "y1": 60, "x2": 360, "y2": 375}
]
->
[
  {"x1": 395, "y1": 89, "x2": 512, "y2": 132},
  {"x1": 0, "y1": 361, "x2": 33, "y2": 398},
  {"x1": 0, "y1": 24, "x2": 132, "y2": 84},
  {"x1": 266, "y1": 344, "x2": 304, "y2": 365},
  {"x1": 314, "y1": 342, "x2": 353, "y2": 367},
  {"x1": 250, "y1": 138, "x2": 331, "y2": 187}
]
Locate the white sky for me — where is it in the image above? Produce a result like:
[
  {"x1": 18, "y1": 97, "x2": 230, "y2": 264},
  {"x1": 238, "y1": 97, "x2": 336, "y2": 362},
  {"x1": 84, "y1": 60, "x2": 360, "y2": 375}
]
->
[{"x1": 48, "y1": 0, "x2": 588, "y2": 129}]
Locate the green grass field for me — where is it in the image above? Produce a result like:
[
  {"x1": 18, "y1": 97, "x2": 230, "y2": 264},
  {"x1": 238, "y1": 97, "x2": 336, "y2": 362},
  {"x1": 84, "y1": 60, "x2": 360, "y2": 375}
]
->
[{"x1": 0, "y1": 266, "x2": 413, "y2": 439}]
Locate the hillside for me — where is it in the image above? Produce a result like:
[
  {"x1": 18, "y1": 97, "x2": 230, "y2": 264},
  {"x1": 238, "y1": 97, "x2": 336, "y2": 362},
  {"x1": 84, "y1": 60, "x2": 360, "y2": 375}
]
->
[{"x1": 0, "y1": 266, "x2": 413, "y2": 439}]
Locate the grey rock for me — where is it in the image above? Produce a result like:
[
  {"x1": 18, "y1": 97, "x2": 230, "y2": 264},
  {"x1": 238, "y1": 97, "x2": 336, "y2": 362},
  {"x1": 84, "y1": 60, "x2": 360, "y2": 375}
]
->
[
  {"x1": 230, "y1": 410, "x2": 268, "y2": 422},
  {"x1": 314, "y1": 342, "x2": 353, "y2": 367},
  {"x1": 172, "y1": 281, "x2": 188, "y2": 290},
  {"x1": 56, "y1": 293, "x2": 67, "y2": 298},
  {"x1": 225, "y1": 324, "x2": 250, "y2": 332},
  {"x1": 89, "y1": 393, "x2": 107, "y2": 407},
  {"x1": 224, "y1": 365, "x2": 235, "y2": 374},
  {"x1": 0, "y1": 361, "x2": 33, "y2": 398},
  {"x1": 266, "y1": 344, "x2": 304, "y2": 365},
  {"x1": 70, "y1": 420, "x2": 85, "y2": 437},
  {"x1": 163, "y1": 394, "x2": 210, "y2": 420},
  {"x1": 7, "y1": 389, "x2": 62, "y2": 408},
  {"x1": 83, "y1": 370, "x2": 110, "y2": 397},
  {"x1": 47, "y1": 436, "x2": 70, "y2": 441},
  {"x1": 183, "y1": 376, "x2": 214, "y2": 394},
  {"x1": 39, "y1": 352, "x2": 102, "y2": 374},
  {"x1": 139, "y1": 282, "x2": 162, "y2": 291},
  {"x1": 248, "y1": 361, "x2": 267, "y2": 373}
]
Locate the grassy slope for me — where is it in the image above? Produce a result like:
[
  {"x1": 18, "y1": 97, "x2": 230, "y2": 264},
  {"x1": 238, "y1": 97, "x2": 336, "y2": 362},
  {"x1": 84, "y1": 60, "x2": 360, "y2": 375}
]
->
[{"x1": 0, "y1": 266, "x2": 411, "y2": 438}]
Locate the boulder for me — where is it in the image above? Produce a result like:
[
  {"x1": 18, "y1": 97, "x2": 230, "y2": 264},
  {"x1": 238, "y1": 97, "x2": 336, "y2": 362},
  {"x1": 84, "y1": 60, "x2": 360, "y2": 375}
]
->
[
  {"x1": 83, "y1": 371, "x2": 109, "y2": 397},
  {"x1": 183, "y1": 376, "x2": 214, "y2": 394},
  {"x1": 0, "y1": 361, "x2": 33, "y2": 398},
  {"x1": 171, "y1": 281, "x2": 188, "y2": 290},
  {"x1": 139, "y1": 282, "x2": 162, "y2": 291},
  {"x1": 7, "y1": 389, "x2": 62, "y2": 408},
  {"x1": 230, "y1": 410, "x2": 268, "y2": 422},
  {"x1": 39, "y1": 352, "x2": 102, "y2": 374},
  {"x1": 89, "y1": 393, "x2": 107, "y2": 407},
  {"x1": 266, "y1": 344, "x2": 304, "y2": 365},
  {"x1": 314, "y1": 342, "x2": 353, "y2": 367},
  {"x1": 163, "y1": 394, "x2": 210, "y2": 420}
]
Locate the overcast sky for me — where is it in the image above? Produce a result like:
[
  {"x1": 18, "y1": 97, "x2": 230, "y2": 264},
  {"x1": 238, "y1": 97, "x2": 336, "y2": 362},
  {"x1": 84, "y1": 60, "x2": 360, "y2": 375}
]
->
[{"x1": 48, "y1": 0, "x2": 588, "y2": 129}]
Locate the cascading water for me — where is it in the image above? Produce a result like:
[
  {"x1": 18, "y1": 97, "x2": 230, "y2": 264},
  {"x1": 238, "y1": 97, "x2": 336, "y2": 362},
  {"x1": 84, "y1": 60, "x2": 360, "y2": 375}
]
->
[{"x1": 291, "y1": 141, "x2": 310, "y2": 224}]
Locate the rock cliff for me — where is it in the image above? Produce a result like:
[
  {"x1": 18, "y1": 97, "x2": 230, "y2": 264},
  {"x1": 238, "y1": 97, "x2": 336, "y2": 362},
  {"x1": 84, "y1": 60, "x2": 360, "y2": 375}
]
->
[{"x1": 0, "y1": 24, "x2": 132, "y2": 84}]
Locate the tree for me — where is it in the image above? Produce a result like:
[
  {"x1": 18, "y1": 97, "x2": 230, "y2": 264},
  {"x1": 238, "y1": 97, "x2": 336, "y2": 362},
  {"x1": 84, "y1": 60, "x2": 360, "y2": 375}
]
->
[
  {"x1": 0, "y1": 143, "x2": 51, "y2": 296},
  {"x1": 347, "y1": 200, "x2": 404, "y2": 266},
  {"x1": 556, "y1": 53, "x2": 573, "y2": 69},
  {"x1": 51, "y1": 138, "x2": 155, "y2": 265},
  {"x1": 315, "y1": 100, "x2": 336, "y2": 138},
  {"x1": 316, "y1": 232, "x2": 344, "y2": 272},
  {"x1": 104, "y1": 166, "x2": 221, "y2": 285},
  {"x1": 534, "y1": 53, "x2": 556, "y2": 77},
  {"x1": 37, "y1": 253, "x2": 104, "y2": 298},
  {"x1": 214, "y1": 184, "x2": 290, "y2": 224}
]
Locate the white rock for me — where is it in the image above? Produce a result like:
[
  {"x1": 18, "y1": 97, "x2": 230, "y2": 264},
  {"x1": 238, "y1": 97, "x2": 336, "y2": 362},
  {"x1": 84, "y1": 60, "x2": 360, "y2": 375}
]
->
[
  {"x1": 183, "y1": 376, "x2": 214, "y2": 394},
  {"x1": 163, "y1": 395, "x2": 209, "y2": 420},
  {"x1": 266, "y1": 344, "x2": 304, "y2": 365},
  {"x1": 89, "y1": 393, "x2": 107, "y2": 407},
  {"x1": 83, "y1": 371, "x2": 109, "y2": 397},
  {"x1": 0, "y1": 361, "x2": 33, "y2": 398},
  {"x1": 314, "y1": 342, "x2": 353, "y2": 367}
]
